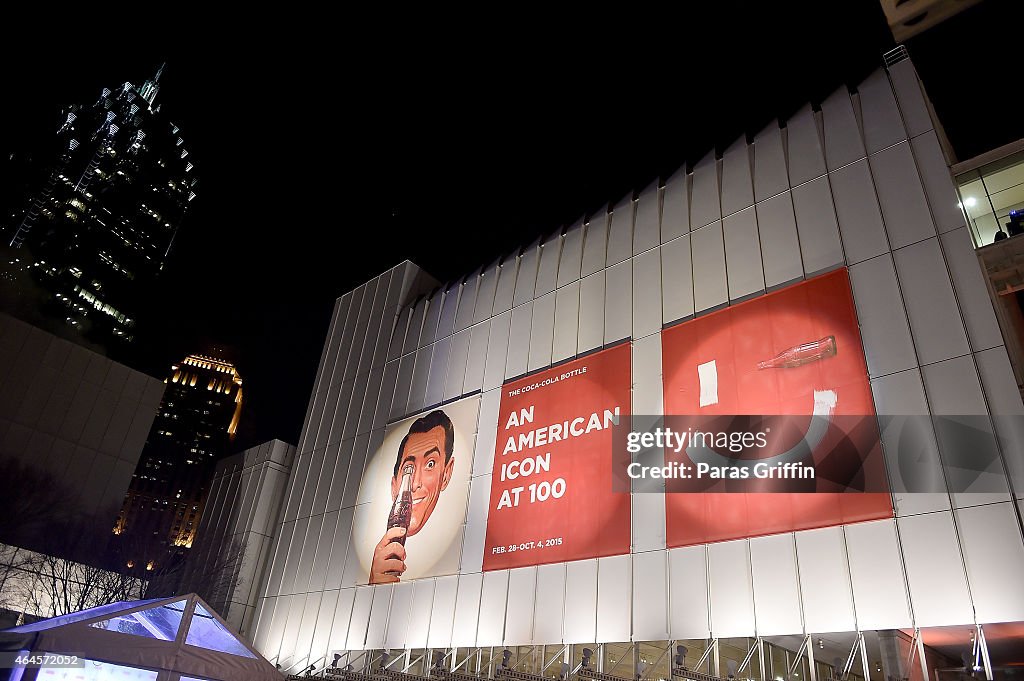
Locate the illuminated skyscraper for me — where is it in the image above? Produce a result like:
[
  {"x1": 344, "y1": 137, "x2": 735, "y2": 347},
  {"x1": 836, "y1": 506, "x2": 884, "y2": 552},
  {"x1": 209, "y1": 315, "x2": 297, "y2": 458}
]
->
[
  {"x1": 1, "y1": 64, "x2": 197, "y2": 355},
  {"x1": 114, "y1": 353, "x2": 241, "y2": 568}
]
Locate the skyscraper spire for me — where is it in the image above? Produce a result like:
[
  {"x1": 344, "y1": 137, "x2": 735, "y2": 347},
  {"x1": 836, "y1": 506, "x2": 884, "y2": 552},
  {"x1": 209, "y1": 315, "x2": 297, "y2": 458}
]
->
[{"x1": 139, "y1": 62, "x2": 165, "y2": 106}]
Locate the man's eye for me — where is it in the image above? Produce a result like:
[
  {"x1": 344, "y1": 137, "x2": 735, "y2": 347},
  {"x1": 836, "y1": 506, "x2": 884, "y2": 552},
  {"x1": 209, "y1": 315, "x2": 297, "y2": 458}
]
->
[{"x1": 425, "y1": 460, "x2": 435, "y2": 469}]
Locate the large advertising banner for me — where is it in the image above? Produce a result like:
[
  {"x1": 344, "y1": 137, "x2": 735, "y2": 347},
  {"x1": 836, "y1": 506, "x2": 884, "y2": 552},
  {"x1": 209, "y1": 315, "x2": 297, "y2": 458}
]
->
[
  {"x1": 660, "y1": 268, "x2": 892, "y2": 547},
  {"x1": 351, "y1": 395, "x2": 480, "y2": 584},
  {"x1": 483, "y1": 343, "x2": 632, "y2": 571}
]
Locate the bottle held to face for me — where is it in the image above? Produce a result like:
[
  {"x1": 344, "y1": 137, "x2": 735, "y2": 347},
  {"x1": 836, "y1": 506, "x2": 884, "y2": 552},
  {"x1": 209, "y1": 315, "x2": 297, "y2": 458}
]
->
[{"x1": 757, "y1": 335, "x2": 837, "y2": 370}]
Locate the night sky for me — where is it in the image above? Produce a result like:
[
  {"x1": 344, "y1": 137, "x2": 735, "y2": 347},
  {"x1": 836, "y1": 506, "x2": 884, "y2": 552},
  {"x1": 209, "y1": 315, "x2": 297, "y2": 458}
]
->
[{"x1": 0, "y1": 3, "x2": 1019, "y2": 452}]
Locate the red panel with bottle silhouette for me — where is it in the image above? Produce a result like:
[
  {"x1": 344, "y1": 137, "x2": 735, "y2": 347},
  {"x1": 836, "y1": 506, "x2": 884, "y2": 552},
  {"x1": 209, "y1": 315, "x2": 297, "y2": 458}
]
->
[
  {"x1": 483, "y1": 343, "x2": 632, "y2": 570},
  {"x1": 661, "y1": 268, "x2": 892, "y2": 547}
]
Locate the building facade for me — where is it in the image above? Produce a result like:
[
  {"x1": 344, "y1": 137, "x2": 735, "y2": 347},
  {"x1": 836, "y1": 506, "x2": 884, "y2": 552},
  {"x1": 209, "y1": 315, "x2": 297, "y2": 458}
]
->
[
  {"x1": 251, "y1": 56, "x2": 1024, "y2": 680},
  {"x1": 183, "y1": 439, "x2": 296, "y2": 637},
  {"x1": 0, "y1": 312, "x2": 164, "y2": 562},
  {"x1": 114, "y1": 354, "x2": 242, "y2": 567},
  {"x1": 1, "y1": 65, "x2": 197, "y2": 354}
]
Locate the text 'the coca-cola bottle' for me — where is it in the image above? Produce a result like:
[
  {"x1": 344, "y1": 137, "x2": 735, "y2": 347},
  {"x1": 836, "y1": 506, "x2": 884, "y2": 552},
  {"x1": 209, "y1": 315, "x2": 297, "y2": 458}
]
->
[{"x1": 757, "y1": 335, "x2": 837, "y2": 370}]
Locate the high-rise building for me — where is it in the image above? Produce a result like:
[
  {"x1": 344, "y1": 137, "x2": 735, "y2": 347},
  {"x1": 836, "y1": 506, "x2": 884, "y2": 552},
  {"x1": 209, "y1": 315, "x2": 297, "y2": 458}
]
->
[
  {"x1": 114, "y1": 353, "x2": 242, "y2": 568},
  {"x1": 1, "y1": 64, "x2": 197, "y2": 356}
]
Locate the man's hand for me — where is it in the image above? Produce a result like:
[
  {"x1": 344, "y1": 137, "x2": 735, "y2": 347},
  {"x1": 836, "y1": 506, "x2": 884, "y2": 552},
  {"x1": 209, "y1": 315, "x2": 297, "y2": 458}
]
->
[{"x1": 369, "y1": 527, "x2": 407, "y2": 584}]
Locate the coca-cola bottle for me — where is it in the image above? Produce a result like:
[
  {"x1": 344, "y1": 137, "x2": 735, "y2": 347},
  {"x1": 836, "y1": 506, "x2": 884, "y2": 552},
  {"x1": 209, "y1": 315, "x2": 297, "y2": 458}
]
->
[
  {"x1": 757, "y1": 335, "x2": 837, "y2": 369},
  {"x1": 387, "y1": 464, "x2": 414, "y2": 548}
]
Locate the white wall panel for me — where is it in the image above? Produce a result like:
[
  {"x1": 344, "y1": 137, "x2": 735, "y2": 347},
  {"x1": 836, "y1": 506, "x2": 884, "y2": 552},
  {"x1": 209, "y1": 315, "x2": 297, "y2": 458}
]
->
[
  {"x1": 295, "y1": 514, "x2": 324, "y2": 593},
  {"x1": 536, "y1": 233, "x2": 562, "y2": 297},
  {"x1": 473, "y1": 388, "x2": 501, "y2": 477},
  {"x1": 278, "y1": 594, "x2": 306, "y2": 664},
  {"x1": 578, "y1": 272, "x2": 606, "y2": 353},
  {"x1": 435, "y1": 284, "x2": 460, "y2": 342},
  {"x1": 493, "y1": 260, "x2": 517, "y2": 315},
  {"x1": 662, "y1": 169, "x2": 691, "y2": 241},
  {"x1": 428, "y1": 575, "x2": 458, "y2": 648},
  {"x1": 389, "y1": 307, "x2": 411, "y2": 363},
  {"x1": 564, "y1": 559, "x2": 599, "y2": 644},
  {"x1": 632, "y1": 248, "x2": 662, "y2": 339},
  {"x1": 794, "y1": 526, "x2": 856, "y2": 633},
  {"x1": 691, "y1": 152, "x2": 721, "y2": 230},
  {"x1": 461, "y1": 474, "x2": 492, "y2": 574},
  {"x1": 420, "y1": 292, "x2": 443, "y2": 348},
  {"x1": 425, "y1": 338, "x2": 450, "y2": 407},
  {"x1": 445, "y1": 329, "x2": 471, "y2": 401},
  {"x1": 464, "y1": 322, "x2": 490, "y2": 393},
  {"x1": 661, "y1": 234, "x2": 694, "y2": 323},
  {"x1": 596, "y1": 554, "x2": 631, "y2": 643},
  {"x1": 898, "y1": 512, "x2": 974, "y2": 626},
  {"x1": 708, "y1": 540, "x2": 755, "y2": 637},
  {"x1": 340, "y1": 506, "x2": 368, "y2": 587},
  {"x1": 870, "y1": 368, "x2": 949, "y2": 516},
  {"x1": 849, "y1": 255, "x2": 918, "y2": 378},
  {"x1": 912, "y1": 131, "x2": 963, "y2": 234},
  {"x1": 605, "y1": 261, "x2": 632, "y2": 343},
  {"x1": 922, "y1": 355, "x2": 1007, "y2": 503},
  {"x1": 324, "y1": 506, "x2": 354, "y2": 590},
  {"x1": 327, "y1": 588, "x2": 356, "y2": 655},
  {"x1": 632, "y1": 333, "x2": 663, "y2": 418},
  {"x1": 975, "y1": 347, "x2": 1024, "y2": 494},
  {"x1": 858, "y1": 68, "x2": 906, "y2": 154},
  {"x1": 455, "y1": 275, "x2": 479, "y2": 333},
  {"x1": 478, "y1": 570, "x2": 510, "y2": 646},
  {"x1": 533, "y1": 563, "x2": 566, "y2": 644},
  {"x1": 505, "y1": 303, "x2": 533, "y2": 379},
  {"x1": 559, "y1": 221, "x2": 585, "y2": 287},
  {"x1": 280, "y1": 517, "x2": 308, "y2": 595},
  {"x1": 391, "y1": 354, "x2": 415, "y2": 421},
  {"x1": 553, "y1": 281, "x2": 581, "y2": 363},
  {"x1": 941, "y1": 227, "x2": 1004, "y2": 352},
  {"x1": 749, "y1": 534, "x2": 803, "y2": 636},
  {"x1": 754, "y1": 122, "x2": 788, "y2": 202},
  {"x1": 634, "y1": 181, "x2": 661, "y2": 254},
  {"x1": 787, "y1": 104, "x2": 827, "y2": 186},
  {"x1": 505, "y1": 567, "x2": 538, "y2": 645},
  {"x1": 669, "y1": 545, "x2": 710, "y2": 639},
  {"x1": 345, "y1": 586, "x2": 373, "y2": 650},
  {"x1": 384, "y1": 582, "x2": 414, "y2": 649},
  {"x1": 582, "y1": 211, "x2": 609, "y2": 277},
  {"x1": 529, "y1": 292, "x2": 556, "y2": 371},
  {"x1": 633, "y1": 551, "x2": 669, "y2": 641},
  {"x1": 357, "y1": 369, "x2": 384, "y2": 436},
  {"x1": 889, "y1": 59, "x2": 933, "y2": 138},
  {"x1": 871, "y1": 141, "x2": 936, "y2": 249},
  {"x1": 325, "y1": 439, "x2": 353, "y2": 514},
  {"x1": 407, "y1": 579, "x2": 435, "y2": 649},
  {"x1": 723, "y1": 207, "x2": 765, "y2": 299},
  {"x1": 514, "y1": 244, "x2": 540, "y2": 306},
  {"x1": 755, "y1": 191, "x2": 803, "y2": 287},
  {"x1": 893, "y1": 238, "x2": 970, "y2": 365},
  {"x1": 721, "y1": 138, "x2": 754, "y2": 217},
  {"x1": 957, "y1": 502, "x2": 1024, "y2": 623},
  {"x1": 822, "y1": 86, "x2": 866, "y2": 171},
  {"x1": 311, "y1": 589, "x2": 340, "y2": 665},
  {"x1": 475, "y1": 262, "x2": 499, "y2": 323},
  {"x1": 452, "y1": 573, "x2": 484, "y2": 647},
  {"x1": 365, "y1": 584, "x2": 393, "y2": 649},
  {"x1": 691, "y1": 221, "x2": 728, "y2": 313},
  {"x1": 607, "y1": 197, "x2": 634, "y2": 267},
  {"x1": 344, "y1": 432, "x2": 373, "y2": 508},
  {"x1": 408, "y1": 346, "x2": 431, "y2": 413},
  {"x1": 830, "y1": 159, "x2": 889, "y2": 265},
  {"x1": 791, "y1": 176, "x2": 844, "y2": 274},
  {"x1": 483, "y1": 311, "x2": 512, "y2": 392},
  {"x1": 295, "y1": 592, "x2": 321, "y2": 668}
]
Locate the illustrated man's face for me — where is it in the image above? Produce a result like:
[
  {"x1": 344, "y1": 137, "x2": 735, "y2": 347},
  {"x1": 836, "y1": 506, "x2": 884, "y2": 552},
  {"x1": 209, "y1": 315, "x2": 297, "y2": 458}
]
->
[{"x1": 391, "y1": 425, "x2": 454, "y2": 536}]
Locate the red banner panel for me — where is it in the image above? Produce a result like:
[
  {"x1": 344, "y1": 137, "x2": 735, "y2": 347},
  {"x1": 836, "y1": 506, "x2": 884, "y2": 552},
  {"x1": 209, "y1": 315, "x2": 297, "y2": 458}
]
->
[
  {"x1": 661, "y1": 268, "x2": 892, "y2": 547},
  {"x1": 483, "y1": 343, "x2": 632, "y2": 570}
]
